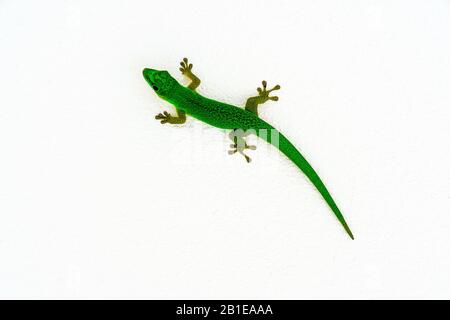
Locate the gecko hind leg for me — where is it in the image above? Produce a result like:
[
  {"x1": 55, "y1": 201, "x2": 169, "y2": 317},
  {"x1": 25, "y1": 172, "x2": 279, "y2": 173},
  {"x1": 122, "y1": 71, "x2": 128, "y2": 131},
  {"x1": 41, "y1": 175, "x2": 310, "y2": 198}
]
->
[
  {"x1": 228, "y1": 129, "x2": 256, "y2": 163},
  {"x1": 245, "y1": 80, "x2": 280, "y2": 116},
  {"x1": 179, "y1": 57, "x2": 201, "y2": 90}
]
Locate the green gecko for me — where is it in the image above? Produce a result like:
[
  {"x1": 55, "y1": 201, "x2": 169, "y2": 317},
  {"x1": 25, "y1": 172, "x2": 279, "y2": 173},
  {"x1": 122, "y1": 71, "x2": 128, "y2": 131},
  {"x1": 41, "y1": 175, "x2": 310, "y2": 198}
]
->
[{"x1": 143, "y1": 58, "x2": 354, "y2": 239}]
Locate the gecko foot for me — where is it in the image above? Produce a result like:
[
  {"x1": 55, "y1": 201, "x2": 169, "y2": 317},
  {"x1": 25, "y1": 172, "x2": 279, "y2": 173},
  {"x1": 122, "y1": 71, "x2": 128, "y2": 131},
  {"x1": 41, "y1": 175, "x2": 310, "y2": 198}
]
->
[
  {"x1": 155, "y1": 111, "x2": 172, "y2": 124},
  {"x1": 179, "y1": 57, "x2": 193, "y2": 75},
  {"x1": 179, "y1": 57, "x2": 201, "y2": 90},
  {"x1": 228, "y1": 143, "x2": 256, "y2": 163},
  {"x1": 257, "y1": 80, "x2": 280, "y2": 102}
]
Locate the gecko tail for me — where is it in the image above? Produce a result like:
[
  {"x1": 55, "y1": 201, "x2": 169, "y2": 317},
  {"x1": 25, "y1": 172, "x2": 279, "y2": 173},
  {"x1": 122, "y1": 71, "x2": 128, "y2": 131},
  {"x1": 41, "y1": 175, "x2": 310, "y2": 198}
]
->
[{"x1": 256, "y1": 123, "x2": 354, "y2": 240}]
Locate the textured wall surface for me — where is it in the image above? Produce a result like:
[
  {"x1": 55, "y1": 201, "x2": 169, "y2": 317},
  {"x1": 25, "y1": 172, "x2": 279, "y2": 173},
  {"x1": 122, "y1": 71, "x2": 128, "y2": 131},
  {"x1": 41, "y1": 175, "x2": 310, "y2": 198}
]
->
[{"x1": 1, "y1": 0, "x2": 449, "y2": 299}]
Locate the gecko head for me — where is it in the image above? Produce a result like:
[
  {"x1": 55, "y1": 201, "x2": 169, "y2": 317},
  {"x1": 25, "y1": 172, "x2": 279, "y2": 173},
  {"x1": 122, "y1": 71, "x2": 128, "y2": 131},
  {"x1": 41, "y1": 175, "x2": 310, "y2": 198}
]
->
[{"x1": 143, "y1": 68, "x2": 177, "y2": 98}]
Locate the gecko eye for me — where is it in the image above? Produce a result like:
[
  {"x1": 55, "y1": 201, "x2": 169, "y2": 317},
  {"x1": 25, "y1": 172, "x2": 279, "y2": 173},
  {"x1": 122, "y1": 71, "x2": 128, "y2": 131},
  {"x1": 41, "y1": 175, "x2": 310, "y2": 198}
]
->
[{"x1": 152, "y1": 85, "x2": 158, "y2": 91}]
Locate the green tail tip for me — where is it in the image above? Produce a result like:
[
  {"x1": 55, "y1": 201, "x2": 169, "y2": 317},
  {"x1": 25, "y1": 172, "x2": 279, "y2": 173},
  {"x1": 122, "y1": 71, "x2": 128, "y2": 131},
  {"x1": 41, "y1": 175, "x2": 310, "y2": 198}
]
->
[{"x1": 343, "y1": 223, "x2": 354, "y2": 240}]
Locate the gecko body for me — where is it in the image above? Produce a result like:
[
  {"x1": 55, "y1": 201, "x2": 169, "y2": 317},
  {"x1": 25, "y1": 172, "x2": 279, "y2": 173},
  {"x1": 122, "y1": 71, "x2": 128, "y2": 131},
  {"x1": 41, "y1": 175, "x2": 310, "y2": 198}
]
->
[{"x1": 143, "y1": 58, "x2": 354, "y2": 239}]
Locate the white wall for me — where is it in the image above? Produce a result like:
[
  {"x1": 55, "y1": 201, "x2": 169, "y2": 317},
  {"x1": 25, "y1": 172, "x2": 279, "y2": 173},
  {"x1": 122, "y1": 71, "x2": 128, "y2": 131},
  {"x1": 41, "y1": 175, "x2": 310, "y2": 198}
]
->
[{"x1": 0, "y1": 0, "x2": 449, "y2": 299}]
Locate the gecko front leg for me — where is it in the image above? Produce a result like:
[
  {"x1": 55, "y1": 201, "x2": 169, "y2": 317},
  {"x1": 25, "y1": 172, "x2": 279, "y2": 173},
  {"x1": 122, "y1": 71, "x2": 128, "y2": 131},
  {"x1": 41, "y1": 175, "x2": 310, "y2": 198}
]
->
[
  {"x1": 155, "y1": 57, "x2": 201, "y2": 125},
  {"x1": 155, "y1": 110, "x2": 186, "y2": 124},
  {"x1": 179, "y1": 57, "x2": 201, "y2": 90}
]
